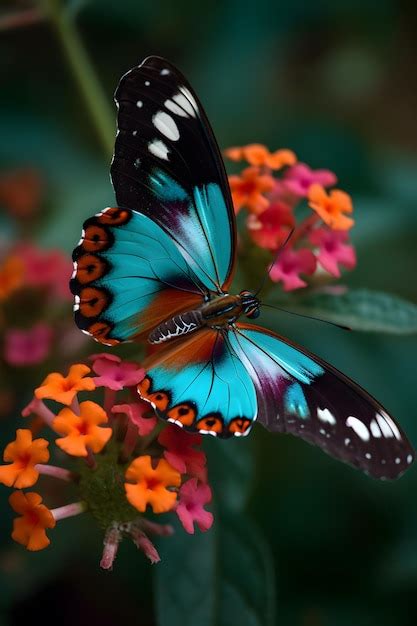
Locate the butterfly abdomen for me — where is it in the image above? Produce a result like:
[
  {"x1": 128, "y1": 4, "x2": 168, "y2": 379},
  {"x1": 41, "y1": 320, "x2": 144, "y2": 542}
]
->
[
  {"x1": 148, "y1": 294, "x2": 245, "y2": 344},
  {"x1": 148, "y1": 310, "x2": 204, "y2": 344}
]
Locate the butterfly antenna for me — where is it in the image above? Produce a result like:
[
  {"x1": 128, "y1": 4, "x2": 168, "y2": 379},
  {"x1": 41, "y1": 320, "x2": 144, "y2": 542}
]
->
[
  {"x1": 254, "y1": 228, "x2": 294, "y2": 297},
  {"x1": 261, "y1": 302, "x2": 351, "y2": 331}
]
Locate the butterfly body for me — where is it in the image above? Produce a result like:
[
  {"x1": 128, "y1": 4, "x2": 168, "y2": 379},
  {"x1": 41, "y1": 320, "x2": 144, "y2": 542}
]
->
[
  {"x1": 71, "y1": 55, "x2": 415, "y2": 479},
  {"x1": 149, "y1": 290, "x2": 260, "y2": 344}
]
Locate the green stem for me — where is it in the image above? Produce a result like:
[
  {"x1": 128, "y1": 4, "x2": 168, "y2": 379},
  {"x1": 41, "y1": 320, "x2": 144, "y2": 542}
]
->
[{"x1": 40, "y1": 0, "x2": 114, "y2": 158}]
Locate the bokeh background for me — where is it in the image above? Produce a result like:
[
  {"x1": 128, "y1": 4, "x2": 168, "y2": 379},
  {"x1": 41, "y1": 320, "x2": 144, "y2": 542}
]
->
[{"x1": 1, "y1": 1, "x2": 417, "y2": 625}]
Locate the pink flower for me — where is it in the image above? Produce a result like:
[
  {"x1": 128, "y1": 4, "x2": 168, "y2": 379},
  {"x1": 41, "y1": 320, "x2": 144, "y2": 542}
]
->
[
  {"x1": 112, "y1": 401, "x2": 157, "y2": 436},
  {"x1": 247, "y1": 202, "x2": 295, "y2": 250},
  {"x1": 90, "y1": 353, "x2": 145, "y2": 391},
  {"x1": 270, "y1": 247, "x2": 316, "y2": 291},
  {"x1": 283, "y1": 163, "x2": 337, "y2": 197},
  {"x1": 158, "y1": 425, "x2": 207, "y2": 482},
  {"x1": 176, "y1": 478, "x2": 214, "y2": 534},
  {"x1": 4, "y1": 323, "x2": 53, "y2": 366},
  {"x1": 17, "y1": 243, "x2": 72, "y2": 300},
  {"x1": 309, "y1": 228, "x2": 356, "y2": 277}
]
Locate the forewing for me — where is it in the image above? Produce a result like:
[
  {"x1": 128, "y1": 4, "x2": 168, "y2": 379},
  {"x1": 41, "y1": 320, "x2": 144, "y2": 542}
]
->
[
  {"x1": 111, "y1": 56, "x2": 236, "y2": 292},
  {"x1": 230, "y1": 323, "x2": 414, "y2": 479}
]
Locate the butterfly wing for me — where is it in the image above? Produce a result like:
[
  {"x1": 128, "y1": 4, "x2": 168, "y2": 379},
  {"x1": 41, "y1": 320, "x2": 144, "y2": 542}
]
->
[
  {"x1": 138, "y1": 328, "x2": 258, "y2": 438},
  {"x1": 71, "y1": 56, "x2": 237, "y2": 344},
  {"x1": 71, "y1": 207, "x2": 204, "y2": 344},
  {"x1": 229, "y1": 323, "x2": 414, "y2": 479},
  {"x1": 111, "y1": 55, "x2": 236, "y2": 292}
]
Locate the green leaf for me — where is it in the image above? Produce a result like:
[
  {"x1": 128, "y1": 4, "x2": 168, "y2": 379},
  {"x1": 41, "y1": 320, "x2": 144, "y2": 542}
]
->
[
  {"x1": 154, "y1": 515, "x2": 275, "y2": 626},
  {"x1": 286, "y1": 289, "x2": 417, "y2": 334},
  {"x1": 204, "y1": 436, "x2": 254, "y2": 513}
]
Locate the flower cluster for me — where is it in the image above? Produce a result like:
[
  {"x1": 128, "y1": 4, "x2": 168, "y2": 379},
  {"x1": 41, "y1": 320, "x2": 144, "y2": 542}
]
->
[
  {"x1": 226, "y1": 144, "x2": 356, "y2": 291},
  {"x1": 0, "y1": 168, "x2": 88, "y2": 416},
  {"x1": 0, "y1": 354, "x2": 213, "y2": 568}
]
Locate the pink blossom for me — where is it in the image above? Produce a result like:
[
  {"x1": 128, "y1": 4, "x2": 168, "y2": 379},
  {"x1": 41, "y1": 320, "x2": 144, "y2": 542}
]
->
[
  {"x1": 309, "y1": 228, "x2": 356, "y2": 277},
  {"x1": 247, "y1": 202, "x2": 295, "y2": 250},
  {"x1": 112, "y1": 401, "x2": 157, "y2": 436},
  {"x1": 4, "y1": 323, "x2": 53, "y2": 366},
  {"x1": 17, "y1": 243, "x2": 72, "y2": 300},
  {"x1": 158, "y1": 425, "x2": 207, "y2": 482},
  {"x1": 176, "y1": 478, "x2": 214, "y2": 534},
  {"x1": 283, "y1": 163, "x2": 337, "y2": 197},
  {"x1": 90, "y1": 353, "x2": 145, "y2": 390},
  {"x1": 270, "y1": 247, "x2": 317, "y2": 291}
]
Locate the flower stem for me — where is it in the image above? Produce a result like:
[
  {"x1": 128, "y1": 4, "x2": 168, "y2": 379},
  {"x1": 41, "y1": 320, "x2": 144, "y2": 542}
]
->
[
  {"x1": 100, "y1": 523, "x2": 121, "y2": 571},
  {"x1": 36, "y1": 464, "x2": 77, "y2": 482},
  {"x1": 51, "y1": 501, "x2": 86, "y2": 521},
  {"x1": 39, "y1": 0, "x2": 114, "y2": 158},
  {"x1": 120, "y1": 419, "x2": 139, "y2": 463}
]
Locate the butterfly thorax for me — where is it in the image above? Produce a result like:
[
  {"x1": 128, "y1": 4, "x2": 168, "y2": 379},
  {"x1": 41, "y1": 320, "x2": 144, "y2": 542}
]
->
[{"x1": 148, "y1": 290, "x2": 260, "y2": 344}]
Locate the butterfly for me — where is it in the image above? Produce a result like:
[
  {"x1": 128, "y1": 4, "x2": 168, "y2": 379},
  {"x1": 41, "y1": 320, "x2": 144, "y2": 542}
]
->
[{"x1": 70, "y1": 55, "x2": 414, "y2": 480}]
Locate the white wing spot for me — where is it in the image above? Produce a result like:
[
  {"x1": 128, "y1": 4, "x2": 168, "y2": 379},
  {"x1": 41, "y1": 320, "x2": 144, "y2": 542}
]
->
[
  {"x1": 132, "y1": 130, "x2": 138, "y2": 136},
  {"x1": 370, "y1": 420, "x2": 382, "y2": 438},
  {"x1": 153, "y1": 111, "x2": 180, "y2": 141},
  {"x1": 380, "y1": 410, "x2": 402, "y2": 441},
  {"x1": 164, "y1": 98, "x2": 189, "y2": 117},
  {"x1": 145, "y1": 81, "x2": 150, "y2": 86},
  {"x1": 136, "y1": 100, "x2": 143, "y2": 108},
  {"x1": 180, "y1": 85, "x2": 198, "y2": 110},
  {"x1": 134, "y1": 158, "x2": 141, "y2": 169},
  {"x1": 365, "y1": 453, "x2": 372, "y2": 459},
  {"x1": 199, "y1": 430, "x2": 217, "y2": 437},
  {"x1": 148, "y1": 139, "x2": 169, "y2": 160},
  {"x1": 160, "y1": 68, "x2": 170, "y2": 75},
  {"x1": 345, "y1": 438, "x2": 350, "y2": 446},
  {"x1": 317, "y1": 407, "x2": 336, "y2": 425},
  {"x1": 346, "y1": 416, "x2": 370, "y2": 442},
  {"x1": 172, "y1": 92, "x2": 196, "y2": 117},
  {"x1": 376, "y1": 413, "x2": 394, "y2": 438},
  {"x1": 319, "y1": 428, "x2": 326, "y2": 436},
  {"x1": 395, "y1": 457, "x2": 401, "y2": 464},
  {"x1": 407, "y1": 454, "x2": 413, "y2": 464}
]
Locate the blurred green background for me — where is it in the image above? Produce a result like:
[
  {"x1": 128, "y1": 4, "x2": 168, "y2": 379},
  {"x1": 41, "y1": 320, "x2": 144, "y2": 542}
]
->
[{"x1": 1, "y1": 1, "x2": 417, "y2": 624}]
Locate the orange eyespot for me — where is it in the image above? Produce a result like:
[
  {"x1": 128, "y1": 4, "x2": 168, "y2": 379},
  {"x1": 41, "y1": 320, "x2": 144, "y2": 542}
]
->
[
  {"x1": 75, "y1": 254, "x2": 108, "y2": 284},
  {"x1": 79, "y1": 287, "x2": 109, "y2": 317},
  {"x1": 87, "y1": 322, "x2": 119, "y2": 345},
  {"x1": 167, "y1": 403, "x2": 196, "y2": 427},
  {"x1": 228, "y1": 417, "x2": 252, "y2": 435},
  {"x1": 138, "y1": 376, "x2": 152, "y2": 397},
  {"x1": 97, "y1": 207, "x2": 131, "y2": 226},
  {"x1": 82, "y1": 224, "x2": 112, "y2": 253},
  {"x1": 148, "y1": 391, "x2": 170, "y2": 411},
  {"x1": 196, "y1": 414, "x2": 224, "y2": 435}
]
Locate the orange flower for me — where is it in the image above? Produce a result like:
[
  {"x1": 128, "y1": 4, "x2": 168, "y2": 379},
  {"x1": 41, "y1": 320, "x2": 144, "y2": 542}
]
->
[
  {"x1": 228, "y1": 166, "x2": 275, "y2": 215},
  {"x1": 308, "y1": 183, "x2": 354, "y2": 230},
  {"x1": 9, "y1": 491, "x2": 56, "y2": 551},
  {"x1": 35, "y1": 364, "x2": 95, "y2": 405},
  {"x1": 0, "y1": 429, "x2": 49, "y2": 488},
  {"x1": 0, "y1": 255, "x2": 24, "y2": 301},
  {"x1": 52, "y1": 401, "x2": 112, "y2": 457},
  {"x1": 125, "y1": 455, "x2": 181, "y2": 514},
  {"x1": 225, "y1": 144, "x2": 297, "y2": 169}
]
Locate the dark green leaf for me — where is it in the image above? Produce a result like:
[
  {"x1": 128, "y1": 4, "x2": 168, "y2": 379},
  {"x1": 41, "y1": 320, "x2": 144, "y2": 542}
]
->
[
  {"x1": 154, "y1": 515, "x2": 275, "y2": 626},
  {"x1": 287, "y1": 289, "x2": 417, "y2": 334},
  {"x1": 204, "y1": 436, "x2": 254, "y2": 513}
]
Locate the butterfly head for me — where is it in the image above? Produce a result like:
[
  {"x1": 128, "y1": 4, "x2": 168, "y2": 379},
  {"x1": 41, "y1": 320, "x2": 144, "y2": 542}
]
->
[{"x1": 239, "y1": 290, "x2": 261, "y2": 319}]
